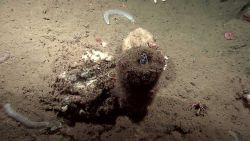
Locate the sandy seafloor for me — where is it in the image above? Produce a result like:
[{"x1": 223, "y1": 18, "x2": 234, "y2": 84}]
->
[{"x1": 0, "y1": 0, "x2": 250, "y2": 140}]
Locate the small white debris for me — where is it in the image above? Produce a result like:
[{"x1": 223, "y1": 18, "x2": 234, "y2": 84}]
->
[
  {"x1": 86, "y1": 79, "x2": 96, "y2": 86},
  {"x1": 164, "y1": 56, "x2": 169, "y2": 60},
  {"x1": 58, "y1": 71, "x2": 67, "y2": 79},
  {"x1": 82, "y1": 50, "x2": 113, "y2": 62},
  {"x1": 154, "y1": 0, "x2": 166, "y2": 3},
  {"x1": 79, "y1": 109, "x2": 85, "y2": 115},
  {"x1": 74, "y1": 79, "x2": 96, "y2": 89},
  {"x1": 64, "y1": 97, "x2": 70, "y2": 102},
  {"x1": 101, "y1": 41, "x2": 108, "y2": 47},
  {"x1": 59, "y1": 71, "x2": 77, "y2": 82},
  {"x1": 61, "y1": 105, "x2": 68, "y2": 112},
  {"x1": 74, "y1": 82, "x2": 86, "y2": 89},
  {"x1": 70, "y1": 62, "x2": 78, "y2": 68},
  {"x1": 163, "y1": 56, "x2": 168, "y2": 70}
]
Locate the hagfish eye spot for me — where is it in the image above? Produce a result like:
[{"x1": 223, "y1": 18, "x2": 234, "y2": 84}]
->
[{"x1": 139, "y1": 52, "x2": 148, "y2": 65}]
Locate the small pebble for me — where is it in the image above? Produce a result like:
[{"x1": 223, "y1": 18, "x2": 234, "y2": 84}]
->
[
  {"x1": 0, "y1": 52, "x2": 10, "y2": 64},
  {"x1": 244, "y1": 94, "x2": 250, "y2": 105}
]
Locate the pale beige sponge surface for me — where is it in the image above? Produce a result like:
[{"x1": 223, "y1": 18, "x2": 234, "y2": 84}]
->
[{"x1": 122, "y1": 27, "x2": 156, "y2": 51}]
